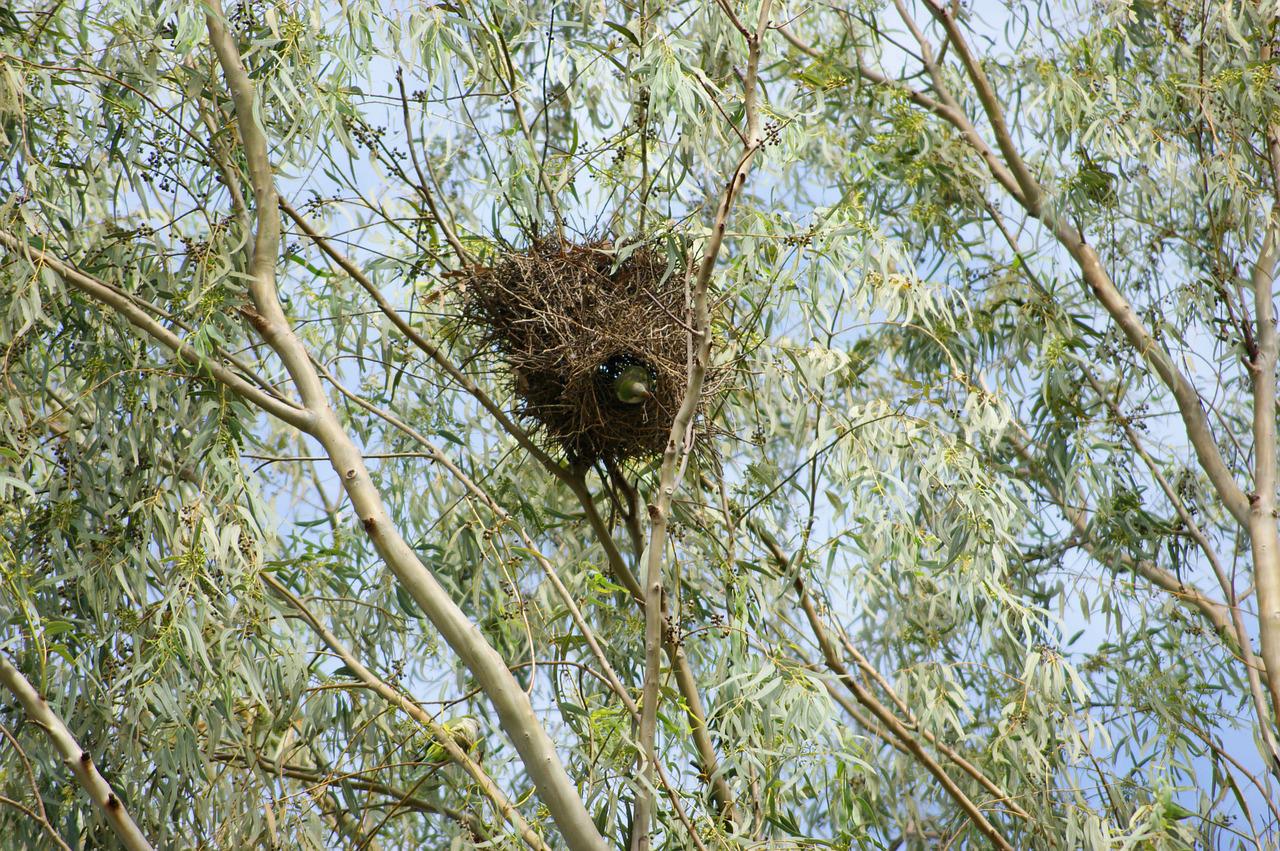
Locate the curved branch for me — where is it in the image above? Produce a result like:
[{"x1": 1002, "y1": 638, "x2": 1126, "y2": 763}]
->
[
  {"x1": 752, "y1": 525, "x2": 1030, "y2": 829},
  {"x1": 204, "y1": 6, "x2": 607, "y2": 847},
  {"x1": 858, "y1": 4, "x2": 1252, "y2": 527},
  {"x1": 214, "y1": 750, "x2": 485, "y2": 837},
  {"x1": 394, "y1": 69, "x2": 472, "y2": 264},
  {"x1": 787, "y1": 583, "x2": 1016, "y2": 849}
]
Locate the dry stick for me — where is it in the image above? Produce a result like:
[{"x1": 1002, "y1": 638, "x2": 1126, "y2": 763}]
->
[
  {"x1": 632, "y1": 5, "x2": 772, "y2": 847},
  {"x1": 259, "y1": 572, "x2": 551, "y2": 851},
  {"x1": 283, "y1": 201, "x2": 734, "y2": 823},
  {"x1": 203, "y1": 7, "x2": 607, "y2": 848},
  {"x1": 0, "y1": 655, "x2": 154, "y2": 851},
  {"x1": 752, "y1": 526, "x2": 1031, "y2": 826}
]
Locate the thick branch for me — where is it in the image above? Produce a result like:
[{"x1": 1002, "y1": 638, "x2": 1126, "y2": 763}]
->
[
  {"x1": 260, "y1": 572, "x2": 550, "y2": 851},
  {"x1": 204, "y1": 7, "x2": 607, "y2": 847},
  {"x1": 1248, "y1": 216, "x2": 1280, "y2": 737},
  {"x1": 1079, "y1": 367, "x2": 1280, "y2": 763},
  {"x1": 979, "y1": 203, "x2": 1263, "y2": 676},
  {"x1": 309, "y1": 362, "x2": 713, "y2": 850},
  {"x1": 0, "y1": 655, "x2": 154, "y2": 851},
  {"x1": 1055, "y1": 229, "x2": 1253, "y2": 526},
  {"x1": 920, "y1": 1, "x2": 1041, "y2": 213}
]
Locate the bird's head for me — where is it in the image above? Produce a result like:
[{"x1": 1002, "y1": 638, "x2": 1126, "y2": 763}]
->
[{"x1": 597, "y1": 354, "x2": 656, "y2": 406}]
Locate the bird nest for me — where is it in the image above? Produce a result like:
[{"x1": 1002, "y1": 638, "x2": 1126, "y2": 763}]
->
[{"x1": 454, "y1": 238, "x2": 721, "y2": 464}]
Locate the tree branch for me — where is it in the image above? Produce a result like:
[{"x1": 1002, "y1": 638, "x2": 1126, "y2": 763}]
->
[
  {"x1": 1078, "y1": 365, "x2": 1280, "y2": 765},
  {"x1": 753, "y1": 525, "x2": 1030, "y2": 828},
  {"x1": 632, "y1": 4, "x2": 773, "y2": 844},
  {"x1": 1246, "y1": 214, "x2": 1280, "y2": 740},
  {"x1": 919, "y1": 1, "x2": 1042, "y2": 213},
  {"x1": 0, "y1": 230, "x2": 312, "y2": 430},
  {"x1": 0, "y1": 654, "x2": 154, "y2": 851},
  {"x1": 785, "y1": 579, "x2": 1016, "y2": 849},
  {"x1": 870, "y1": 3, "x2": 1252, "y2": 527},
  {"x1": 214, "y1": 750, "x2": 484, "y2": 837},
  {"x1": 1005, "y1": 428, "x2": 1241, "y2": 640},
  {"x1": 980, "y1": 199, "x2": 1271, "y2": 703},
  {"x1": 259, "y1": 571, "x2": 550, "y2": 851},
  {"x1": 204, "y1": 6, "x2": 607, "y2": 847},
  {"x1": 278, "y1": 199, "x2": 567, "y2": 478},
  {"x1": 394, "y1": 69, "x2": 472, "y2": 264}
]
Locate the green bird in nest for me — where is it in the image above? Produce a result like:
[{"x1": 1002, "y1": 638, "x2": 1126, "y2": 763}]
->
[{"x1": 596, "y1": 354, "x2": 656, "y2": 406}]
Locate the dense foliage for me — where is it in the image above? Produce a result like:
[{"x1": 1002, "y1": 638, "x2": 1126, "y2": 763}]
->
[{"x1": 2, "y1": 0, "x2": 1279, "y2": 847}]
